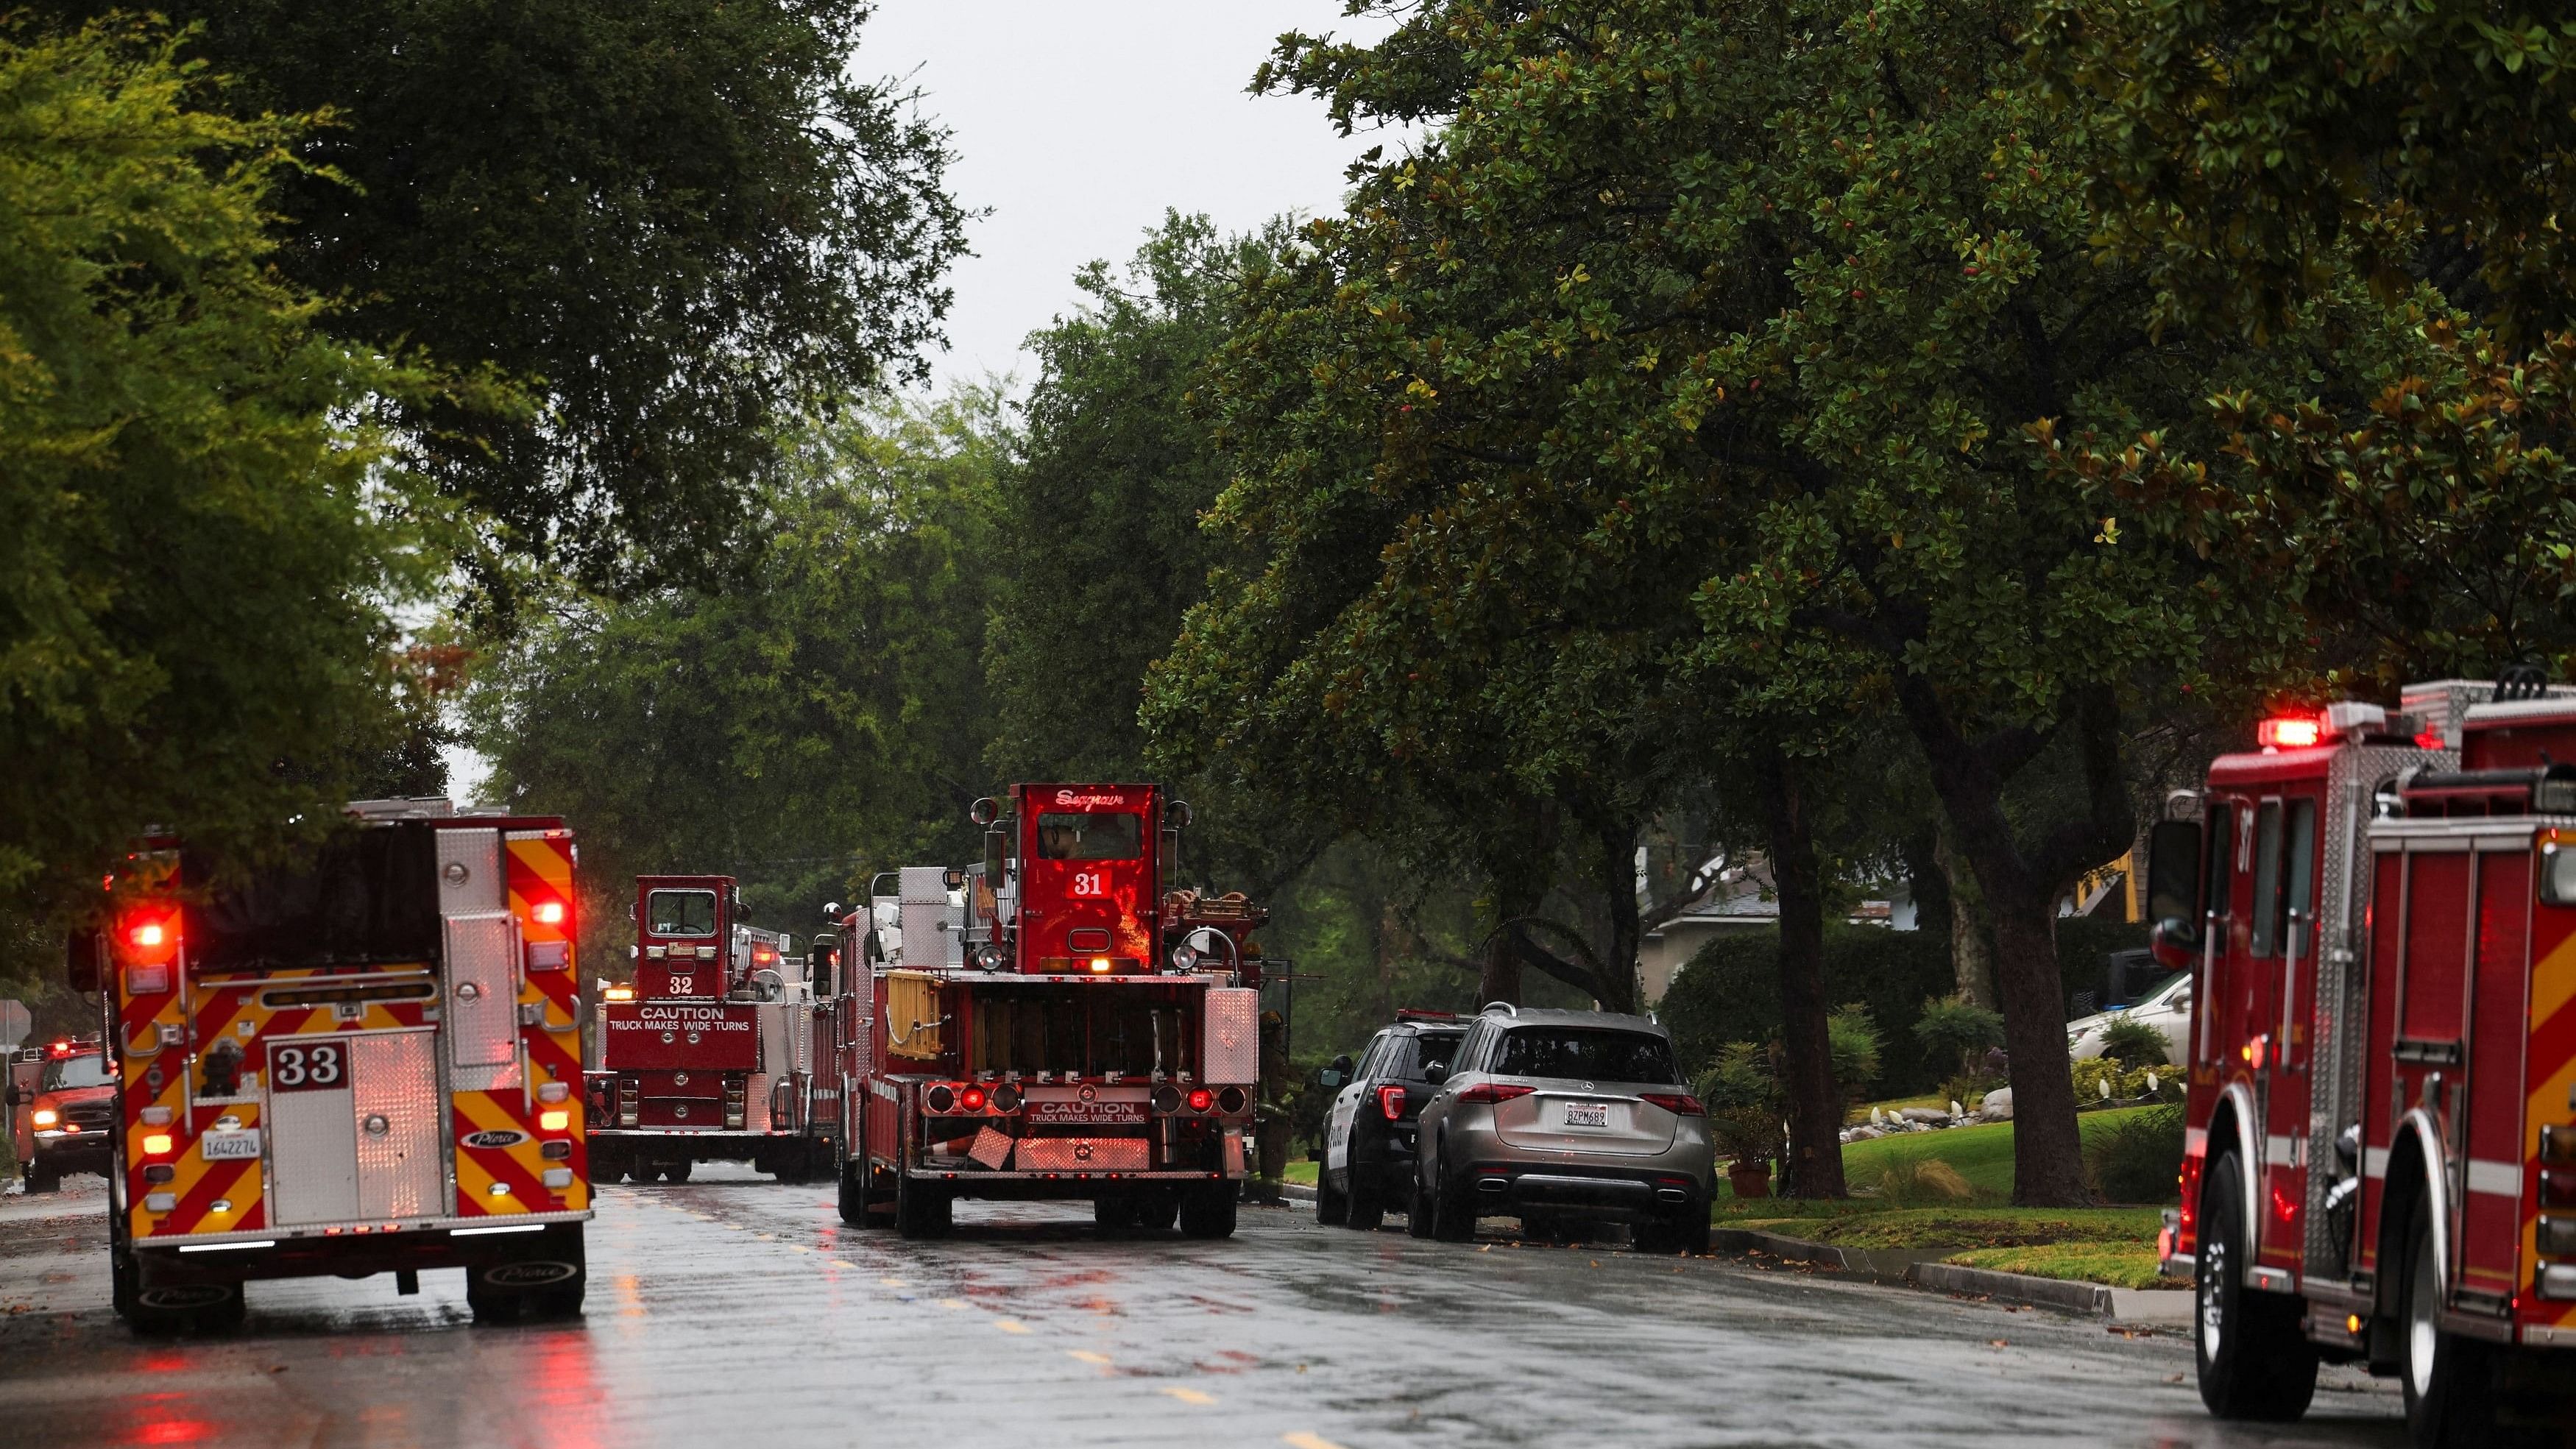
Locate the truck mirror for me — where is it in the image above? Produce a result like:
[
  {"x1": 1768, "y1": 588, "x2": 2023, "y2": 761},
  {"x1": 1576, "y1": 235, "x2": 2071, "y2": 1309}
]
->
[
  {"x1": 983, "y1": 830, "x2": 1007, "y2": 889},
  {"x1": 2145, "y1": 819, "x2": 2202, "y2": 935},
  {"x1": 65, "y1": 930, "x2": 100, "y2": 994}
]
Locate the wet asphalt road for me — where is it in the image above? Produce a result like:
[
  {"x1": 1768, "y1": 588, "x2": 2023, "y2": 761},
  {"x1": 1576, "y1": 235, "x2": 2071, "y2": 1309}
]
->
[{"x1": 0, "y1": 1168, "x2": 2405, "y2": 1449}]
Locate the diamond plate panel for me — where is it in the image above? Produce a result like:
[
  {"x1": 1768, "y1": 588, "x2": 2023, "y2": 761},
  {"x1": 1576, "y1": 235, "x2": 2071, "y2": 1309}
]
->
[
  {"x1": 1011, "y1": 1136, "x2": 1148, "y2": 1172},
  {"x1": 352, "y1": 1031, "x2": 444, "y2": 1220},
  {"x1": 268, "y1": 1082, "x2": 359, "y2": 1225},
  {"x1": 436, "y1": 828, "x2": 503, "y2": 913},
  {"x1": 1202, "y1": 987, "x2": 1260, "y2": 1085},
  {"x1": 443, "y1": 911, "x2": 521, "y2": 1074}
]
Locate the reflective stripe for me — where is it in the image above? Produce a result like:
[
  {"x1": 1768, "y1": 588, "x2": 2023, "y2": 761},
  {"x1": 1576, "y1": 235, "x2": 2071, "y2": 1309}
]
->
[
  {"x1": 2364, "y1": 1145, "x2": 2389, "y2": 1179},
  {"x1": 2464, "y1": 1159, "x2": 2522, "y2": 1197},
  {"x1": 2265, "y1": 1134, "x2": 2304, "y2": 1168}
]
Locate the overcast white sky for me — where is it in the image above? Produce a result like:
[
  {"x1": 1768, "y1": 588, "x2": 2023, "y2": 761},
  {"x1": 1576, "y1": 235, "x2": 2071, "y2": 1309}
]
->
[{"x1": 854, "y1": 1, "x2": 1400, "y2": 391}]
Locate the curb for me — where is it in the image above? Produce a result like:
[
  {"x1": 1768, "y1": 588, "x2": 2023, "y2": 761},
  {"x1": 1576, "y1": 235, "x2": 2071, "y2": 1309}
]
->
[{"x1": 1715, "y1": 1228, "x2": 2190, "y2": 1324}]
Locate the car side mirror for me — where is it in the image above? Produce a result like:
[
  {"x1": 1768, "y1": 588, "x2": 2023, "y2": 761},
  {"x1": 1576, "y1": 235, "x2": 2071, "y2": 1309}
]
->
[{"x1": 1317, "y1": 1069, "x2": 1345, "y2": 1089}]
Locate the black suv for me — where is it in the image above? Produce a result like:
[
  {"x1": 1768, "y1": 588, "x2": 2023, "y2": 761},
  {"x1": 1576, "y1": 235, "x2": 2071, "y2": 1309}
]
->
[{"x1": 1316, "y1": 1011, "x2": 1467, "y2": 1230}]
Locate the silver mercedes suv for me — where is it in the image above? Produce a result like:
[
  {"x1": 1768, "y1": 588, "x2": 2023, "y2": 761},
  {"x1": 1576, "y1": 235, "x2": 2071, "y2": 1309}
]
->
[{"x1": 1408, "y1": 1005, "x2": 1713, "y2": 1253}]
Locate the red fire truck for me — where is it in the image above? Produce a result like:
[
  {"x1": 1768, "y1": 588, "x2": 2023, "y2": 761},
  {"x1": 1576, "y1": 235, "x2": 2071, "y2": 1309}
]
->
[
  {"x1": 8, "y1": 1035, "x2": 113, "y2": 1192},
  {"x1": 586, "y1": 875, "x2": 838, "y2": 1183},
  {"x1": 827, "y1": 784, "x2": 1264, "y2": 1239},
  {"x1": 2145, "y1": 674, "x2": 2576, "y2": 1441},
  {"x1": 79, "y1": 798, "x2": 590, "y2": 1333}
]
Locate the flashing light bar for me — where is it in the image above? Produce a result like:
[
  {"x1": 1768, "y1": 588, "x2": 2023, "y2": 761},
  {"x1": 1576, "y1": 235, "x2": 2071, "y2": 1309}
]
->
[
  {"x1": 603, "y1": 985, "x2": 635, "y2": 1002},
  {"x1": 2256, "y1": 716, "x2": 2323, "y2": 749},
  {"x1": 178, "y1": 1240, "x2": 277, "y2": 1253}
]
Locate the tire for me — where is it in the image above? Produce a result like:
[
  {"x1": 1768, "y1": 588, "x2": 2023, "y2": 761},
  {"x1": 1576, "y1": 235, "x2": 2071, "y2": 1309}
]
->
[
  {"x1": 1345, "y1": 1172, "x2": 1384, "y2": 1233},
  {"x1": 1314, "y1": 1171, "x2": 1348, "y2": 1227},
  {"x1": 837, "y1": 1158, "x2": 871, "y2": 1226},
  {"x1": 1138, "y1": 1190, "x2": 1181, "y2": 1232},
  {"x1": 1635, "y1": 1208, "x2": 1709, "y2": 1255},
  {"x1": 1406, "y1": 1161, "x2": 1437, "y2": 1239},
  {"x1": 110, "y1": 1241, "x2": 137, "y2": 1319},
  {"x1": 2194, "y1": 1153, "x2": 2317, "y2": 1421},
  {"x1": 667, "y1": 1160, "x2": 692, "y2": 1184},
  {"x1": 28, "y1": 1161, "x2": 60, "y2": 1194},
  {"x1": 2401, "y1": 1205, "x2": 2492, "y2": 1448},
  {"x1": 1429, "y1": 1147, "x2": 1475, "y2": 1243},
  {"x1": 1093, "y1": 1197, "x2": 1139, "y2": 1233},
  {"x1": 1177, "y1": 1183, "x2": 1237, "y2": 1239}
]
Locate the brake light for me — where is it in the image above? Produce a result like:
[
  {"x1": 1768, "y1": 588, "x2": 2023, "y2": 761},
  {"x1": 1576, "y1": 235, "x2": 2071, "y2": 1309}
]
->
[
  {"x1": 1187, "y1": 1088, "x2": 1214, "y2": 1113},
  {"x1": 1641, "y1": 1093, "x2": 1706, "y2": 1116},
  {"x1": 753, "y1": 946, "x2": 774, "y2": 963},
  {"x1": 532, "y1": 901, "x2": 565, "y2": 925},
  {"x1": 142, "y1": 1133, "x2": 174, "y2": 1155},
  {"x1": 1457, "y1": 1083, "x2": 1535, "y2": 1105},
  {"x1": 2257, "y1": 715, "x2": 2321, "y2": 749},
  {"x1": 1377, "y1": 1084, "x2": 1407, "y2": 1120},
  {"x1": 960, "y1": 1085, "x2": 988, "y2": 1113},
  {"x1": 539, "y1": 1109, "x2": 571, "y2": 1132}
]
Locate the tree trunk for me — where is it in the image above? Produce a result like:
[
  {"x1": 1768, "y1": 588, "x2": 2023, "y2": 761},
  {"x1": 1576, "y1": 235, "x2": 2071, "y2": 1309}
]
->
[
  {"x1": 1755, "y1": 745, "x2": 1846, "y2": 1200},
  {"x1": 1935, "y1": 821, "x2": 1998, "y2": 1010},
  {"x1": 1899, "y1": 825, "x2": 1950, "y2": 941},
  {"x1": 1892, "y1": 678, "x2": 2129, "y2": 1209},
  {"x1": 1477, "y1": 918, "x2": 1523, "y2": 1007},
  {"x1": 1593, "y1": 815, "x2": 1641, "y2": 1015}
]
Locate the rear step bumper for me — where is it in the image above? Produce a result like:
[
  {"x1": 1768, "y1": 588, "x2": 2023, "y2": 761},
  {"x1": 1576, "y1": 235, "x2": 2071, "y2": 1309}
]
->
[
  {"x1": 131, "y1": 1215, "x2": 588, "y2": 1285},
  {"x1": 1465, "y1": 1165, "x2": 1701, "y2": 1221}
]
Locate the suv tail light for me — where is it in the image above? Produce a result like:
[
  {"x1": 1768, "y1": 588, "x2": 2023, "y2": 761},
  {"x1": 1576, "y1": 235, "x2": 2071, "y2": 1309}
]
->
[
  {"x1": 1376, "y1": 1085, "x2": 1407, "y2": 1120},
  {"x1": 1641, "y1": 1093, "x2": 1706, "y2": 1116},
  {"x1": 1456, "y1": 1083, "x2": 1534, "y2": 1106}
]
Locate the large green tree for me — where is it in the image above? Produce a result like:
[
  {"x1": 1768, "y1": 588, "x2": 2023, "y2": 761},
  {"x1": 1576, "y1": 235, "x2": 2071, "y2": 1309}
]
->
[
  {"x1": 32, "y1": 0, "x2": 968, "y2": 602},
  {"x1": 1, "y1": 17, "x2": 445, "y2": 917},
  {"x1": 1158, "y1": 0, "x2": 2293, "y2": 1202},
  {"x1": 469, "y1": 391, "x2": 1002, "y2": 966}
]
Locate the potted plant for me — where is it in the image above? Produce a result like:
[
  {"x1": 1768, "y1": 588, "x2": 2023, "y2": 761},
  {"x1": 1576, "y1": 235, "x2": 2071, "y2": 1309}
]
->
[{"x1": 1696, "y1": 1043, "x2": 1782, "y2": 1199}]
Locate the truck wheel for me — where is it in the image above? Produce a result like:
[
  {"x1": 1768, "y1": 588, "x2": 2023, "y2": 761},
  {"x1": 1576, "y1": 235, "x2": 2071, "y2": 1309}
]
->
[
  {"x1": 110, "y1": 1243, "x2": 137, "y2": 1319},
  {"x1": 2402, "y1": 1205, "x2": 2492, "y2": 1448},
  {"x1": 2195, "y1": 1153, "x2": 2315, "y2": 1421},
  {"x1": 1177, "y1": 1183, "x2": 1237, "y2": 1239},
  {"x1": 28, "y1": 1161, "x2": 60, "y2": 1194},
  {"x1": 1139, "y1": 1189, "x2": 1181, "y2": 1232},
  {"x1": 837, "y1": 1159, "x2": 871, "y2": 1226},
  {"x1": 127, "y1": 1282, "x2": 245, "y2": 1336},
  {"x1": 1314, "y1": 1171, "x2": 1348, "y2": 1227},
  {"x1": 1345, "y1": 1173, "x2": 1384, "y2": 1233},
  {"x1": 470, "y1": 1225, "x2": 586, "y2": 1324},
  {"x1": 1093, "y1": 1197, "x2": 1139, "y2": 1233},
  {"x1": 1406, "y1": 1162, "x2": 1437, "y2": 1239}
]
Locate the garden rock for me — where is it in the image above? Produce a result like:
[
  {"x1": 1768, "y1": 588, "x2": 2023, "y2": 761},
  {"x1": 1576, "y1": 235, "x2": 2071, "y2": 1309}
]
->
[
  {"x1": 1977, "y1": 1087, "x2": 2014, "y2": 1121},
  {"x1": 1897, "y1": 1107, "x2": 1951, "y2": 1125}
]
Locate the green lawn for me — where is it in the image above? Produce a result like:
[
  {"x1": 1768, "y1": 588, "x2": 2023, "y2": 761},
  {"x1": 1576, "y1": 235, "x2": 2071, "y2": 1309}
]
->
[
  {"x1": 1724, "y1": 1205, "x2": 2162, "y2": 1251},
  {"x1": 1945, "y1": 1242, "x2": 2171, "y2": 1291},
  {"x1": 1836, "y1": 1106, "x2": 2166, "y2": 1200},
  {"x1": 1282, "y1": 1159, "x2": 1318, "y2": 1186}
]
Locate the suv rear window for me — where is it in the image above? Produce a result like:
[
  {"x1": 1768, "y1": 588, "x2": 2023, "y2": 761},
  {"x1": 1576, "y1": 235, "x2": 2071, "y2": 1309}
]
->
[
  {"x1": 1493, "y1": 1027, "x2": 1680, "y2": 1085},
  {"x1": 1398, "y1": 1030, "x2": 1465, "y2": 1080}
]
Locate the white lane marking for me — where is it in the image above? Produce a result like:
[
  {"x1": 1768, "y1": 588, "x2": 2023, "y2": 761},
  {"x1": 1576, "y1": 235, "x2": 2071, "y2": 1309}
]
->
[
  {"x1": 994, "y1": 1319, "x2": 1030, "y2": 1334},
  {"x1": 1284, "y1": 1436, "x2": 1349, "y2": 1449},
  {"x1": 1067, "y1": 1350, "x2": 1111, "y2": 1365},
  {"x1": 1161, "y1": 1387, "x2": 1216, "y2": 1406}
]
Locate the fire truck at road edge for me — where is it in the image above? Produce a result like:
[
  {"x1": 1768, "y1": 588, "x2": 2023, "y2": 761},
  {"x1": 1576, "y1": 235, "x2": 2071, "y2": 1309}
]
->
[
  {"x1": 827, "y1": 784, "x2": 1265, "y2": 1239},
  {"x1": 8, "y1": 1035, "x2": 113, "y2": 1193},
  {"x1": 2146, "y1": 675, "x2": 2576, "y2": 1443},
  {"x1": 82, "y1": 798, "x2": 591, "y2": 1333}
]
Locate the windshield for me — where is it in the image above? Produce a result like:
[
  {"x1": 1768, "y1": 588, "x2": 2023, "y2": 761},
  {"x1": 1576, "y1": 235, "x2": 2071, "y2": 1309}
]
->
[
  {"x1": 1035, "y1": 812, "x2": 1142, "y2": 861},
  {"x1": 1493, "y1": 1027, "x2": 1680, "y2": 1085},
  {"x1": 647, "y1": 890, "x2": 719, "y2": 937},
  {"x1": 185, "y1": 823, "x2": 440, "y2": 973},
  {"x1": 42, "y1": 1056, "x2": 116, "y2": 1091}
]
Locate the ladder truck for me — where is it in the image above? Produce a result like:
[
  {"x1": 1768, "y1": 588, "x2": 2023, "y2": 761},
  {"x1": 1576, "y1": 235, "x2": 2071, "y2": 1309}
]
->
[
  {"x1": 587, "y1": 874, "x2": 838, "y2": 1183},
  {"x1": 2145, "y1": 674, "x2": 2576, "y2": 1443},
  {"x1": 81, "y1": 798, "x2": 591, "y2": 1332},
  {"x1": 827, "y1": 784, "x2": 1266, "y2": 1239}
]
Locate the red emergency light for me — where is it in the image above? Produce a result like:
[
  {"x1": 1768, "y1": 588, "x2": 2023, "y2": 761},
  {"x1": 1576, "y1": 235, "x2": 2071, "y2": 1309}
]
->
[
  {"x1": 532, "y1": 901, "x2": 565, "y2": 925},
  {"x1": 119, "y1": 909, "x2": 177, "y2": 965},
  {"x1": 1186, "y1": 1088, "x2": 1214, "y2": 1113},
  {"x1": 2257, "y1": 716, "x2": 2323, "y2": 749}
]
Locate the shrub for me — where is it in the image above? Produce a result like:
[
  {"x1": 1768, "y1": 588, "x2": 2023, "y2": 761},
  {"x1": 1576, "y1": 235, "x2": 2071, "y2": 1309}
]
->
[
  {"x1": 2071, "y1": 1057, "x2": 2162, "y2": 1103},
  {"x1": 1938, "y1": 1072, "x2": 2005, "y2": 1114},
  {"x1": 1912, "y1": 993, "x2": 2006, "y2": 1077},
  {"x1": 1696, "y1": 1042, "x2": 1781, "y2": 1163},
  {"x1": 1828, "y1": 1003, "x2": 1883, "y2": 1104},
  {"x1": 1660, "y1": 925, "x2": 1954, "y2": 1093},
  {"x1": 1866, "y1": 1152, "x2": 1974, "y2": 1207},
  {"x1": 2095, "y1": 1014, "x2": 2173, "y2": 1071},
  {"x1": 2085, "y1": 1104, "x2": 2187, "y2": 1203}
]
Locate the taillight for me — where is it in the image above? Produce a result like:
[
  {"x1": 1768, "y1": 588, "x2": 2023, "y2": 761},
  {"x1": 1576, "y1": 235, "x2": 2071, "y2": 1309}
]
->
[
  {"x1": 1377, "y1": 1085, "x2": 1407, "y2": 1120},
  {"x1": 2543, "y1": 1172, "x2": 2576, "y2": 1209},
  {"x1": 1641, "y1": 1093, "x2": 1706, "y2": 1116},
  {"x1": 539, "y1": 1109, "x2": 571, "y2": 1132},
  {"x1": 1186, "y1": 1088, "x2": 1214, "y2": 1113},
  {"x1": 960, "y1": 1085, "x2": 988, "y2": 1113},
  {"x1": 142, "y1": 1133, "x2": 174, "y2": 1155},
  {"x1": 1457, "y1": 1083, "x2": 1534, "y2": 1106},
  {"x1": 926, "y1": 1084, "x2": 957, "y2": 1113}
]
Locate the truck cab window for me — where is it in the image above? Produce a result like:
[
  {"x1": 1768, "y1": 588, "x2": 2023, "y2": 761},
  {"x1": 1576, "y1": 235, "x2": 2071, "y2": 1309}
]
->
[
  {"x1": 2279, "y1": 798, "x2": 2317, "y2": 953},
  {"x1": 1034, "y1": 812, "x2": 1142, "y2": 861},
  {"x1": 2249, "y1": 801, "x2": 2284, "y2": 958},
  {"x1": 2204, "y1": 804, "x2": 2235, "y2": 928},
  {"x1": 647, "y1": 890, "x2": 718, "y2": 937}
]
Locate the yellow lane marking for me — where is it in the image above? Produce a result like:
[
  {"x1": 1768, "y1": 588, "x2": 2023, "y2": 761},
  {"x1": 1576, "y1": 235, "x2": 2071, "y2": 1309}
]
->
[
  {"x1": 754, "y1": 1232, "x2": 776, "y2": 1240},
  {"x1": 1066, "y1": 1350, "x2": 1112, "y2": 1365},
  {"x1": 938, "y1": 1297, "x2": 968, "y2": 1311},
  {"x1": 1161, "y1": 1388, "x2": 1217, "y2": 1406},
  {"x1": 882, "y1": 1278, "x2": 908, "y2": 1288},
  {"x1": 833, "y1": 1260, "x2": 859, "y2": 1269},
  {"x1": 1283, "y1": 1436, "x2": 1349, "y2": 1449},
  {"x1": 994, "y1": 1319, "x2": 1030, "y2": 1334}
]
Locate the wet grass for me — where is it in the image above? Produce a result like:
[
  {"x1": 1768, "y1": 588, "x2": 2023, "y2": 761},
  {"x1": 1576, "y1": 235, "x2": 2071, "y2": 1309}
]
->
[
  {"x1": 1943, "y1": 1242, "x2": 2173, "y2": 1290},
  {"x1": 1726, "y1": 1205, "x2": 2163, "y2": 1250},
  {"x1": 1282, "y1": 1159, "x2": 1319, "y2": 1186}
]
